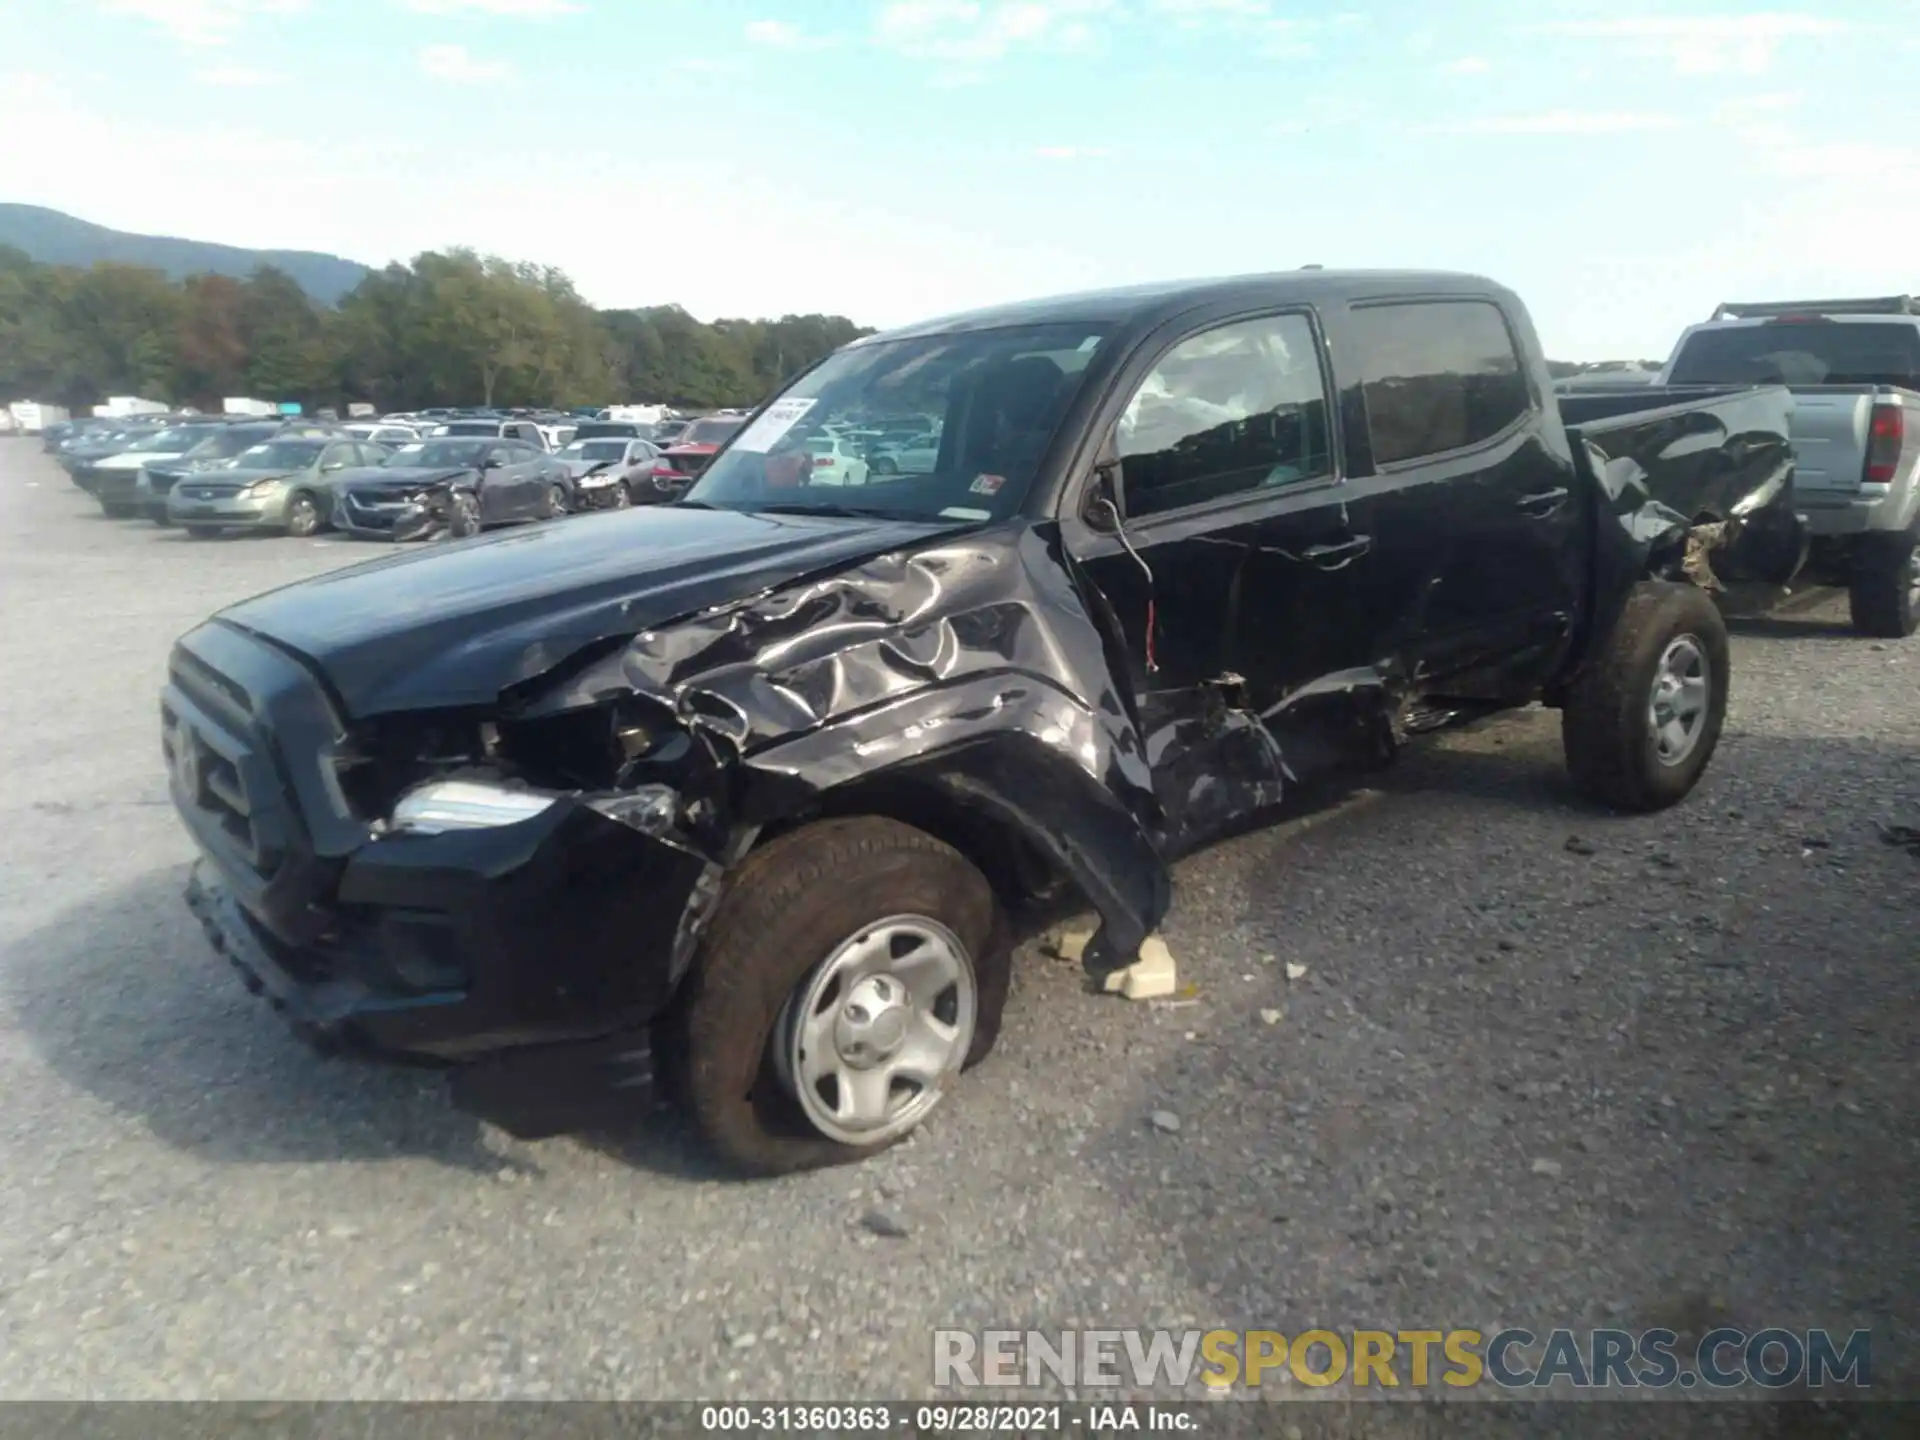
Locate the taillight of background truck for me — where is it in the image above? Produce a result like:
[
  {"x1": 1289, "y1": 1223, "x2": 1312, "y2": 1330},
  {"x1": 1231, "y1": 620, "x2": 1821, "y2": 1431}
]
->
[{"x1": 1866, "y1": 402, "x2": 1905, "y2": 485}]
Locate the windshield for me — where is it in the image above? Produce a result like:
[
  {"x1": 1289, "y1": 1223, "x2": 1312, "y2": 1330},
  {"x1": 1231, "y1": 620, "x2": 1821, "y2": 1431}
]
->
[
  {"x1": 233, "y1": 440, "x2": 325, "y2": 470},
  {"x1": 187, "y1": 426, "x2": 276, "y2": 459},
  {"x1": 682, "y1": 418, "x2": 744, "y2": 446},
  {"x1": 387, "y1": 439, "x2": 489, "y2": 468},
  {"x1": 685, "y1": 324, "x2": 1110, "y2": 521},
  {"x1": 1669, "y1": 321, "x2": 1920, "y2": 387},
  {"x1": 574, "y1": 422, "x2": 643, "y2": 441},
  {"x1": 140, "y1": 427, "x2": 213, "y2": 452},
  {"x1": 435, "y1": 421, "x2": 500, "y2": 437},
  {"x1": 562, "y1": 440, "x2": 629, "y2": 461}
]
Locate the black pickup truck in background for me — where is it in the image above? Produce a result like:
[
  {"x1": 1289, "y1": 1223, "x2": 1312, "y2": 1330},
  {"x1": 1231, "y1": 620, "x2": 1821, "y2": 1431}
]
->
[{"x1": 163, "y1": 270, "x2": 1791, "y2": 1173}]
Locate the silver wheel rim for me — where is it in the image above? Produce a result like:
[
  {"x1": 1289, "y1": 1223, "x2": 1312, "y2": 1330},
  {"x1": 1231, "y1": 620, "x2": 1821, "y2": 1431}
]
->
[
  {"x1": 1649, "y1": 634, "x2": 1710, "y2": 767},
  {"x1": 288, "y1": 496, "x2": 316, "y2": 535},
  {"x1": 549, "y1": 486, "x2": 567, "y2": 517},
  {"x1": 774, "y1": 915, "x2": 977, "y2": 1146}
]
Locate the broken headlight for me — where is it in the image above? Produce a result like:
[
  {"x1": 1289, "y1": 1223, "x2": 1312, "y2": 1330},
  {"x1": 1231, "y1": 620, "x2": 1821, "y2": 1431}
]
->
[
  {"x1": 387, "y1": 777, "x2": 681, "y2": 838},
  {"x1": 389, "y1": 778, "x2": 559, "y2": 834}
]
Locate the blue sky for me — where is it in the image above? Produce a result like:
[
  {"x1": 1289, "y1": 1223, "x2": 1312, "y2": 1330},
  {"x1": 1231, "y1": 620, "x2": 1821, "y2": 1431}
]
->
[{"x1": 0, "y1": 0, "x2": 1907, "y2": 358}]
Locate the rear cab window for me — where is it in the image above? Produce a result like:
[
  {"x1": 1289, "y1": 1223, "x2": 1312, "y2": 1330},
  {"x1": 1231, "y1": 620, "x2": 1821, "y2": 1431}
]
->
[
  {"x1": 1347, "y1": 299, "x2": 1532, "y2": 466},
  {"x1": 1667, "y1": 321, "x2": 1920, "y2": 387}
]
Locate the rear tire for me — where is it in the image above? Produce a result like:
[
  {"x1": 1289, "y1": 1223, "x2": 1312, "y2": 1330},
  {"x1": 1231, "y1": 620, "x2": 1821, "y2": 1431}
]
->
[
  {"x1": 98, "y1": 499, "x2": 134, "y2": 519},
  {"x1": 670, "y1": 817, "x2": 1011, "y2": 1176},
  {"x1": 1847, "y1": 527, "x2": 1919, "y2": 638},
  {"x1": 1562, "y1": 581, "x2": 1729, "y2": 812},
  {"x1": 183, "y1": 525, "x2": 222, "y2": 540}
]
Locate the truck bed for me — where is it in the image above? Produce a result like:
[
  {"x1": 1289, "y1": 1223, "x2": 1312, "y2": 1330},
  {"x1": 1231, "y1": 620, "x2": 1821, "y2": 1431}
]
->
[{"x1": 1559, "y1": 383, "x2": 1797, "y2": 531}]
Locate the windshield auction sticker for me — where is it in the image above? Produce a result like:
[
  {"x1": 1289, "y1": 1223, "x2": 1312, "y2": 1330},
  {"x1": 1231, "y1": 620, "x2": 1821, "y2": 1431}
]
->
[{"x1": 733, "y1": 399, "x2": 816, "y2": 453}]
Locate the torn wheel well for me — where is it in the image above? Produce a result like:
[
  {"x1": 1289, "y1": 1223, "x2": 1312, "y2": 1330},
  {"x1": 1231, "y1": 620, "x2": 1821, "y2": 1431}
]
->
[{"x1": 754, "y1": 776, "x2": 1066, "y2": 916}]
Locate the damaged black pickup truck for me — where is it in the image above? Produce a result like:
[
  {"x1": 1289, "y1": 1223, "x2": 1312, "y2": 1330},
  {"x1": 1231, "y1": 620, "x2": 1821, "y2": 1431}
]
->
[{"x1": 165, "y1": 271, "x2": 1796, "y2": 1174}]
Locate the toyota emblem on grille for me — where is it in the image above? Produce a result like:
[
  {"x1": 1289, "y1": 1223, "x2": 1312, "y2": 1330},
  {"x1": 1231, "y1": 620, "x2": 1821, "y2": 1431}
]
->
[{"x1": 172, "y1": 730, "x2": 203, "y2": 801}]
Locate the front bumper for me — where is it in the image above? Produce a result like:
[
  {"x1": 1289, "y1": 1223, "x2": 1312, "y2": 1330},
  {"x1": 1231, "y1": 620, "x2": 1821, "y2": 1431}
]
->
[
  {"x1": 90, "y1": 466, "x2": 152, "y2": 506},
  {"x1": 165, "y1": 490, "x2": 282, "y2": 529}
]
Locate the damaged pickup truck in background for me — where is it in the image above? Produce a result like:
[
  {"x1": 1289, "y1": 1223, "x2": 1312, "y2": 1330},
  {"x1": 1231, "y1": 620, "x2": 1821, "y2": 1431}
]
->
[{"x1": 164, "y1": 270, "x2": 1791, "y2": 1174}]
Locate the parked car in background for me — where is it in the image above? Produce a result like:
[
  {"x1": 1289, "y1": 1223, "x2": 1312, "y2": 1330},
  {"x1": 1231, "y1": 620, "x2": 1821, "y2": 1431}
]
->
[
  {"x1": 1658, "y1": 295, "x2": 1920, "y2": 636},
  {"x1": 650, "y1": 418, "x2": 690, "y2": 446},
  {"x1": 162, "y1": 268, "x2": 1771, "y2": 1174},
  {"x1": 572, "y1": 420, "x2": 654, "y2": 443},
  {"x1": 652, "y1": 414, "x2": 745, "y2": 484},
  {"x1": 166, "y1": 435, "x2": 387, "y2": 537},
  {"x1": 61, "y1": 420, "x2": 175, "y2": 490},
  {"x1": 343, "y1": 421, "x2": 421, "y2": 447},
  {"x1": 866, "y1": 433, "x2": 939, "y2": 476},
  {"x1": 561, "y1": 438, "x2": 669, "y2": 510},
  {"x1": 87, "y1": 420, "x2": 233, "y2": 516},
  {"x1": 136, "y1": 421, "x2": 335, "y2": 522},
  {"x1": 330, "y1": 437, "x2": 572, "y2": 541},
  {"x1": 430, "y1": 418, "x2": 553, "y2": 450},
  {"x1": 800, "y1": 433, "x2": 870, "y2": 485}
]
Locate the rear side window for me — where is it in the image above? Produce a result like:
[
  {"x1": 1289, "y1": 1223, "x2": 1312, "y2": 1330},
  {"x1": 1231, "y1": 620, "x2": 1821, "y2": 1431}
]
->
[
  {"x1": 1116, "y1": 312, "x2": 1332, "y2": 519},
  {"x1": 1667, "y1": 321, "x2": 1920, "y2": 387},
  {"x1": 1349, "y1": 300, "x2": 1531, "y2": 466}
]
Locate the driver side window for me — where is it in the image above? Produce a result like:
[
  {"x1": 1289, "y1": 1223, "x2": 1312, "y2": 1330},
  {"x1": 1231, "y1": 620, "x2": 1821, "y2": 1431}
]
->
[{"x1": 1115, "y1": 313, "x2": 1332, "y2": 520}]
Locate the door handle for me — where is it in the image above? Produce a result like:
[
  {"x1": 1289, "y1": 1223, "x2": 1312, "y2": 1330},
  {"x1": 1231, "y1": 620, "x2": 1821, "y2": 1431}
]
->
[
  {"x1": 1298, "y1": 534, "x2": 1372, "y2": 569},
  {"x1": 1517, "y1": 487, "x2": 1569, "y2": 516}
]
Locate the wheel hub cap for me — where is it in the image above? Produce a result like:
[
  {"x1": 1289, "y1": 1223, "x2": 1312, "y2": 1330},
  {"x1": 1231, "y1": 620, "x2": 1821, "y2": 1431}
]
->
[
  {"x1": 1649, "y1": 635, "x2": 1710, "y2": 767},
  {"x1": 833, "y1": 976, "x2": 910, "y2": 1068},
  {"x1": 775, "y1": 916, "x2": 977, "y2": 1146}
]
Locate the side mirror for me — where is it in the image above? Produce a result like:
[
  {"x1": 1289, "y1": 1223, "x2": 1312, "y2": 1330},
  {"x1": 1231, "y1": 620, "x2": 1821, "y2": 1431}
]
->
[{"x1": 1084, "y1": 495, "x2": 1122, "y2": 533}]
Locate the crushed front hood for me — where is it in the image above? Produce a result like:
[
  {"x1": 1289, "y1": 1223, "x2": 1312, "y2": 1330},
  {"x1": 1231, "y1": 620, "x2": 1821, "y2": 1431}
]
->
[{"x1": 214, "y1": 505, "x2": 960, "y2": 717}]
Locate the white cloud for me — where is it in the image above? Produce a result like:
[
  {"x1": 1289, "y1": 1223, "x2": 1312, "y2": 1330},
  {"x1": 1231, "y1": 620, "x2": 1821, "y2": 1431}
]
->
[
  {"x1": 402, "y1": 0, "x2": 582, "y2": 13},
  {"x1": 1536, "y1": 14, "x2": 1851, "y2": 75},
  {"x1": 1146, "y1": 0, "x2": 1269, "y2": 18},
  {"x1": 874, "y1": 0, "x2": 1112, "y2": 63},
  {"x1": 192, "y1": 65, "x2": 283, "y2": 85},
  {"x1": 418, "y1": 43, "x2": 516, "y2": 83},
  {"x1": 745, "y1": 18, "x2": 832, "y2": 49},
  {"x1": 97, "y1": 0, "x2": 304, "y2": 47},
  {"x1": 1439, "y1": 55, "x2": 1491, "y2": 74},
  {"x1": 1429, "y1": 110, "x2": 1682, "y2": 136},
  {"x1": 1033, "y1": 144, "x2": 1110, "y2": 159}
]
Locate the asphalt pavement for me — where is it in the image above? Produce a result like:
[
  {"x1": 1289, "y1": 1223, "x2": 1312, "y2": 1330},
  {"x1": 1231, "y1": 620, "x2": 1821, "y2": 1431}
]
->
[{"x1": 0, "y1": 441, "x2": 1913, "y2": 1403}]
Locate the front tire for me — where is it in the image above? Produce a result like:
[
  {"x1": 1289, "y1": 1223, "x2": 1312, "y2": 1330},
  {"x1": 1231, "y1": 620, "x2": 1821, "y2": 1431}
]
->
[
  {"x1": 544, "y1": 482, "x2": 570, "y2": 519},
  {"x1": 98, "y1": 499, "x2": 135, "y2": 519},
  {"x1": 1562, "y1": 581, "x2": 1729, "y2": 812},
  {"x1": 283, "y1": 491, "x2": 323, "y2": 538},
  {"x1": 447, "y1": 492, "x2": 481, "y2": 539},
  {"x1": 183, "y1": 525, "x2": 222, "y2": 540},
  {"x1": 671, "y1": 817, "x2": 1011, "y2": 1176},
  {"x1": 1847, "y1": 526, "x2": 1919, "y2": 638}
]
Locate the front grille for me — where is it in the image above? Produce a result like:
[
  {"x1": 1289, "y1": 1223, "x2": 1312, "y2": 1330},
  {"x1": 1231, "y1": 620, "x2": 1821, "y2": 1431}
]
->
[
  {"x1": 162, "y1": 650, "x2": 283, "y2": 879},
  {"x1": 178, "y1": 483, "x2": 243, "y2": 500},
  {"x1": 342, "y1": 491, "x2": 409, "y2": 530}
]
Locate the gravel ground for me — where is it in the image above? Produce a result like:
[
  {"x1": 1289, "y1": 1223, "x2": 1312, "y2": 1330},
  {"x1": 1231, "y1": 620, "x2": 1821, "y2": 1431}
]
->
[{"x1": 0, "y1": 441, "x2": 1913, "y2": 1404}]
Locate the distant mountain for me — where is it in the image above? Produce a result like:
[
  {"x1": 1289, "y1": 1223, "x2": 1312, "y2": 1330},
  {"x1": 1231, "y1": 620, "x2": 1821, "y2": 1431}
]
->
[{"x1": 0, "y1": 203, "x2": 369, "y2": 305}]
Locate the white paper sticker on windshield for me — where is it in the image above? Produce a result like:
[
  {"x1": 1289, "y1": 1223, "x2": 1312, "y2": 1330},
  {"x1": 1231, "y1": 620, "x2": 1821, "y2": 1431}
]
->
[
  {"x1": 939, "y1": 506, "x2": 991, "y2": 521},
  {"x1": 732, "y1": 398, "x2": 817, "y2": 453}
]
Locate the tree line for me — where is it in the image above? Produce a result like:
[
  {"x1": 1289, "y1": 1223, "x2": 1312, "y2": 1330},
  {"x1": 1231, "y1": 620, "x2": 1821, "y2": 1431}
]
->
[{"x1": 0, "y1": 244, "x2": 871, "y2": 414}]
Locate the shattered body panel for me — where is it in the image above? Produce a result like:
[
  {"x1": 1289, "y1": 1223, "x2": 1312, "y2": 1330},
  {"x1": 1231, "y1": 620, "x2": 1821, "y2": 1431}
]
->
[
  {"x1": 162, "y1": 268, "x2": 1773, "y2": 1122},
  {"x1": 1561, "y1": 383, "x2": 1806, "y2": 589}
]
